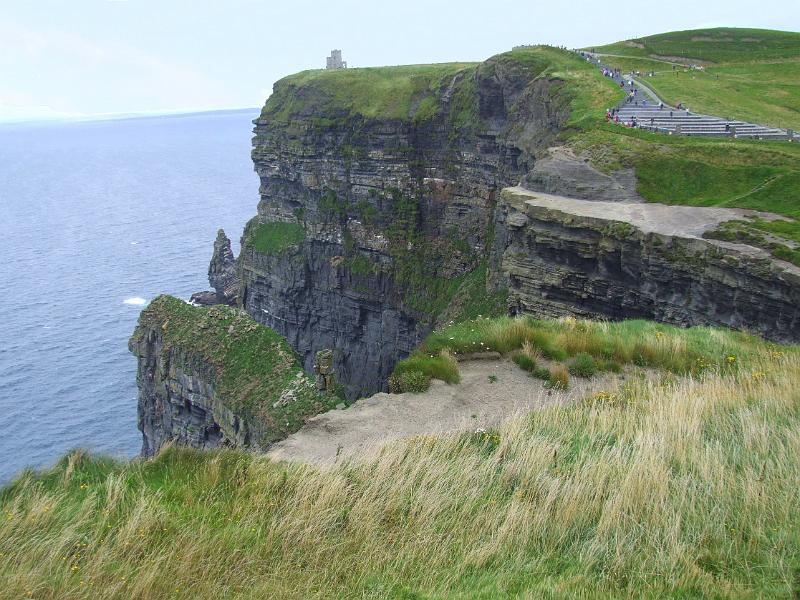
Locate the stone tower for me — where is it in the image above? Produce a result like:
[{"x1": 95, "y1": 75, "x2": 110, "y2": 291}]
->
[{"x1": 326, "y1": 49, "x2": 347, "y2": 70}]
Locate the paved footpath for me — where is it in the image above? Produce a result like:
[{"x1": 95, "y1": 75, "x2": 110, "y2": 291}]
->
[{"x1": 577, "y1": 51, "x2": 793, "y2": 141}]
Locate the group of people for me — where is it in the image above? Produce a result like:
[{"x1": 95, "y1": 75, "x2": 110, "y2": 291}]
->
[{"x1": 580, "y1": 49, "x2": 693, "y2": 131}]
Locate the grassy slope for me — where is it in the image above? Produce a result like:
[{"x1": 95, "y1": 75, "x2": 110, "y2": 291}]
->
[
  {"x1": 2, "y1": 326, "x2": 797, "y2": 598},
  {"x1": 589, "y1": 28, "x2": 800, "y2": 129}
]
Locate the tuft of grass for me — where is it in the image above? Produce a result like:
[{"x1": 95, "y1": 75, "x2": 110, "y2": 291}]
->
[
  {"x1": 388, "y1": 370, "x2": 432, "y2": 394},
  {"x1": 532, "y1": 365, "x2": 552, "y2": 381},
  {"x1": 248, "y1": 221, "x2": 306, "y2": 255},
  {"x1": 512, "y1": 353, "x2": 536, "y2": 373},
  {"x1": 569, "y1": 353, "x2": 598, "y2": 378},
  {"x1": 391, "y1": 349, "x2": 460, "y2": 389},
  {"x1": 547, "y1": 364, "x2": 570, "y2": 390}
]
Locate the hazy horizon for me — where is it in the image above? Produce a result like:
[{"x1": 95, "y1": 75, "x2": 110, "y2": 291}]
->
[{"x1": 3, "y1": 0, "x2": 799, "y2": 122}]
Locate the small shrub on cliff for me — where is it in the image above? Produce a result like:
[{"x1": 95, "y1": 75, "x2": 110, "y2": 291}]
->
[
  {"x1": 569, "y1": 353, "x2": 597, "y2": 378},
  {"x1": 389, "y1": 370, "x2": 432, "y2": 394}
]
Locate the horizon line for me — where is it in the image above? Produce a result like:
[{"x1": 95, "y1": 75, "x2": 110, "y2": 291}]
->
[{"x1": 0, "y1": 106, "x2": 262, "y2": 127}]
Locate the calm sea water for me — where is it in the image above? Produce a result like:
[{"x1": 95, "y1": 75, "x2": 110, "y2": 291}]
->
[{"x1": 0, "y1": 109, "x2": 260, "y2": 484}]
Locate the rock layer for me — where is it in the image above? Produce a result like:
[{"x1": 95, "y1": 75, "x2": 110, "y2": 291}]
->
[
  {"x1": 492, "y1": 187, "x2": 800, "y2": 342},
  {"x1": 239, "y1": 51, "x2": 574, "y2": 397},
  {"x1": 129, "y1": 296, "x2": 336, "y2": 456},
  {"x1": 209, "y1": 229, "x2": 239, "y2": 305}
]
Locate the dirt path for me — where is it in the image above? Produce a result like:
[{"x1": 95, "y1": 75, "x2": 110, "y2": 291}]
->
[{"x1": 267, "y1": 358, "x2": 625, "y2": 467}]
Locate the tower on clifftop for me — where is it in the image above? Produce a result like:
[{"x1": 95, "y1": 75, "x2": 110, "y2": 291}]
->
[{"x1": 326, "y1": 49, "x2": 347, "y2": 70}]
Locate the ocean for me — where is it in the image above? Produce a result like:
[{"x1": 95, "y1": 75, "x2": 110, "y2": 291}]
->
[{"x1": 0, "y1": 109, "x2": 260, "y2": 484}]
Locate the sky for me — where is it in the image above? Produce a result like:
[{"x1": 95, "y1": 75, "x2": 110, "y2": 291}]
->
[{"x1": 2, "y1": 0, "x2": 799, "y2": 121}]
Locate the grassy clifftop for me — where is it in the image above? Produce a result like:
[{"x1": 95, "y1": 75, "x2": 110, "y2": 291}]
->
[
  {"x1": 589, "y1": 27, "x2": 800, "y2": 129},
  {"x1": 4, "y1": 318, "x2": 798, "y2": 598},
  {"x1": 259, "y1": 45, "x2": 621, "y2": 130},
  {"x1": 261, "y1": 61, "x2": 477, "y2": 124}
]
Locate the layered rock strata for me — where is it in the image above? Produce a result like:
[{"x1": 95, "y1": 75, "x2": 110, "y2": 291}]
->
[
  {"x1": 239, "y1": 50, "x2": 576, "y2": 397},
  {"x1": 209, "y1": 229, "x2": 239, "y2": 305},
  {"x1": 129, "y1": 295, "x2": 335, "y2": 456},
  {"x1": 492, "y1": 187, "x2": 800, "y2": 342}
]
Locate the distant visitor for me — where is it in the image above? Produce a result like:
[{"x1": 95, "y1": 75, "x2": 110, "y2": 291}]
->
[{"x1": 326, "y1": 49, "x2": 347, "y2": 70}]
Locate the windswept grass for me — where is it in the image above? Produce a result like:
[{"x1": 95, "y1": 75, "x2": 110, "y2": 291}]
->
[
  {"x1": 389, "y1": 348, "x2": 459, "y2": 393},
  {"x1": 2, "y1": 345, "x2": 798, "y2": 598},
  {"x1": 393, "y1": 315, "x2": 794, "y2": 391}
]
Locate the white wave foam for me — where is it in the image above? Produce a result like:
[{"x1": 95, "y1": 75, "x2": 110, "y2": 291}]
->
[{"x1": 123, "y1": 297, "x2": 147, "y2": 306}]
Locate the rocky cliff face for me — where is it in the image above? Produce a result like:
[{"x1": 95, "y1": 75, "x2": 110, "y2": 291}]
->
[
  {"x1": 129, "y1": 296, "x2": 337, "y2": 456},
  {"x1": 209, "y1": 229, "x2": 239, "y2": 305},
  {"x1": 239, "y1": 50, "x2": 575, "y2": 397},
  {"x1": 492, "y1": 187, "x2": 800, "y2": 342}
]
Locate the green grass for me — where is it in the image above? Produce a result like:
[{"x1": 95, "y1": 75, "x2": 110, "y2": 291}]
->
[
  {"x1": 400, "y1": 315, "x2": 795, "y2": 387},
  {"x1": 261, "y1": 62, "x2": 478, "y2": 124},
  {"x1": 568, "y1": 353, "x2": 598, "y2": 377},
  {"x1": 248, "y1": 221, "x2": 306, "y2": 255},
  {"x1": 389, "y1": 349, "x2": 460, "y2": 393},
  {"x1": 3, "y1": 338, "x2": 798, "y2": 597},
  {"x1": 589, "y1": 28, "x2": 800, "y2": 129},
  {"x1": 130, "y1": 296, "x2": 336, "y2": 443},
  {"x1": 512, "y1": 353, "x2": 536, "y2": 372},
  {"x1": 593, "y1": 27, "x2": 800, "y2": 64},
  {"x1": 703, "y1": 218, "x2": 800, "y2": 267}
]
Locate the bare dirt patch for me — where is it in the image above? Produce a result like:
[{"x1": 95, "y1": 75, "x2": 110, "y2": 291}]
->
[{"x1": 267, "y1": 359, "x2": 634, "y2": 467}]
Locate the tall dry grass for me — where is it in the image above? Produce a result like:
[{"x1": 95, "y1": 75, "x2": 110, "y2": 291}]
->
[{"x1": 1, "y1": 350, "x2": 798, "y2": 598}]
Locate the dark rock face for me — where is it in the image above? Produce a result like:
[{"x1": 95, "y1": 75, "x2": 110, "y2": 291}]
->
[
  {"x1": 492, "y1": 188, "x2": 800, "y2": 342},
  {"x1": 129, "y1": 296, "x2": 334, "y2": 457},
  {"x1": 239, "y1": 56, "x2": 572, "y2": 398},
  {"x1": 523, "y1": 146, "x2": 643, "y2": 202},
  {"x1": 129, "y1": 327, "x2": 248, "y2": 457},
  {"x1": 209, "y1": 229, "x2": 239, "y2": 305}
]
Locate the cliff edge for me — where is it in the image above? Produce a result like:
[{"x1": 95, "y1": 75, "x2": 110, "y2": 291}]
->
[{"x1": 129, "y1": 295, "x2": 338, "y2": 456}]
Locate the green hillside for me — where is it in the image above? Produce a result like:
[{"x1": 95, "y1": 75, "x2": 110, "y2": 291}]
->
[
  {"x1": 3, "y1": 320, "x2": 798, "y2": 598},
  {"x1": 588, "y1": 28, "x2": 800, "y2": 129}
]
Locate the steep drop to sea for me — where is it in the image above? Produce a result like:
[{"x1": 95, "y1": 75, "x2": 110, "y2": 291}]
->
[{"x1": 0, "y1": 109, "x2": 259, "y2": 483}]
